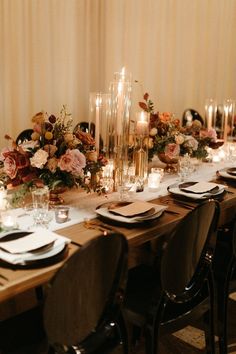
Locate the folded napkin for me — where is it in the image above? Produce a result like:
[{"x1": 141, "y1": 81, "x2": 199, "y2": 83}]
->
[
  {"x1": 0, "y1": 230, "x2": 70, "y2": 265},
  {"x1": 109, "y1": 201, "x2": 153, "y2": 217},
  {"x1": 180, "y1": 182, "x2": 219, "y2": 194},
  {"x1": 0, "y1": 230, "x2": 57, "y2": 254},
  {"x1": 168, "y1": 182, "x2": 225, "y2": 200}
]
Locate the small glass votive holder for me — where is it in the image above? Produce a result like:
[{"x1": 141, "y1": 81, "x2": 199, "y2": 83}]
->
[
  {"x1": 148, "y1": 169, "x2": 162, "y2": 192},
  {"x1": 150, "y1": 168, "x2": 164, "y2": 180},
  {"x1": 55, "y1": 206, "x2": 70, "y2": 224},
  {"x1": 1, "y1": 210, "x2": 17, "y2": 231}
]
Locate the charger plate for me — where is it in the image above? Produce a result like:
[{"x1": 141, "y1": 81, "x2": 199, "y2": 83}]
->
[
  {"x1": 167, "y1": 182, "x2": 225, "y2": 200},
  {"x1": 217, "y1": 168, "x2": 236, "y2": 181},
  {"x1": 0, "y1": 230, "x2": 69, "y2": 269},
  {"x1": 96, "y1": 201, "x2": 167, "y2": 224}
]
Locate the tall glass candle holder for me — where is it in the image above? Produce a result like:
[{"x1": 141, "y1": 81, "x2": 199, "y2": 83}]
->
[
  {"x1": 89, "y1": 93, "x2": 102, "y2": 153},
  {"x1": 205, "y1": 98, "x2": 217, "y2": 130},
  {"x1": 89, "y1": 93, "x2": 112, "y2": 155},
  {"x1": 134, "y1": 111, "x2": 149, "y2": 186},
  {"x1": 223, "y1": 99, "x2": 235, "y2": 142},
  {"x1": 108, "y1": 68, "x2": 132, "y2": 192}
]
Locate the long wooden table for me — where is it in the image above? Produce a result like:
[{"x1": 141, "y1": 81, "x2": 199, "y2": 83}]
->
[{"x1": 0, "y1": 170, "x2": 236, "y2": 318}]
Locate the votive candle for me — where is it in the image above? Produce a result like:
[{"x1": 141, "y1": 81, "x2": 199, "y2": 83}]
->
[
  {"x1": 136, "y1": 111, "x2": 149, "y2": 136},
  {"x1": 148, "y1": 172, "x2": 161, "y2": 192}
]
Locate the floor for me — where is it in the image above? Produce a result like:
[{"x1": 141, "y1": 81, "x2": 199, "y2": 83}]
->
[
  {"x1": 1, "y1": 292, "x2": 236, "y2": 354},
  {"x1": 132, "y1": 293, "x2": 236, "y2": 354}
]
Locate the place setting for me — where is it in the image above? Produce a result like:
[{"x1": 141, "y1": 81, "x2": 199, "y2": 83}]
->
[
  {"x1": 95, "y1": 200, "x2": 168, "y2": 224},
  {"x1": 0, "y1": 228, "x2": 71, "y2": 269},
  {"x1": 167, "y1": 181, "x2": 227, "y2": 201},
  {"x1": 216, "y1": 167, "x2": 236, "y2": 184}
]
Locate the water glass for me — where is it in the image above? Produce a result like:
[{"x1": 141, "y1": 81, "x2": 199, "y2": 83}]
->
[
  {"x1": 31, "y1": 186, "x2": 50, "y2": 226},
  {"x1": 178, "y1": 155, "x2": 193, "y2": 181}
]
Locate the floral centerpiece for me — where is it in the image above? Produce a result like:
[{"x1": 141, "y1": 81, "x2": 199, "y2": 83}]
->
[
  {"x1": 138, "y1": 92, "x2": 217, "y2": 162},
  {"x1": 0, "y1": 106, "x2": 106, "y2": 202}
]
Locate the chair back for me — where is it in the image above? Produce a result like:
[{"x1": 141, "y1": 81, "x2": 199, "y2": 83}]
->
[
  {"x1": 182, "y1": 109, "x2": 204, "y2": 127},
  {"x1": 161, "y1": 200, "x2": 220, "y2": 300},
  {"x1": 232, "y1": 221, "x2": 236, "y2": 257},
  {"x1": 16, "y1": 129, "x2": 34, "y2": 144},
  {"x1": 73, "y1": 122, "x2": 95, "y2": 137},
  {"x1": 43, "y1": 233, "x2": 128, "y2": 348}
]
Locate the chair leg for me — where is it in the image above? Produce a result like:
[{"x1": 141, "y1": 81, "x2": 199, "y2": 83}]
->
[
  {"x1": 216, "y1": 263, "x2": 234, "y2": 354},
  {"x1": 204, "y1": 275, "x2": 216, "y2": 354},
  {"x1": 117, "y1": 313, "x2": 129, "y2": 354},
  {"x1": 144, "y1": 318, "x2": 160, "y2": 354}
]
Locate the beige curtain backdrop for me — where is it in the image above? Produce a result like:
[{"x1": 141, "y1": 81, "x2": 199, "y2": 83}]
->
[{"x1": 0, "y1": 0, "x2": 236, "y2": 149}]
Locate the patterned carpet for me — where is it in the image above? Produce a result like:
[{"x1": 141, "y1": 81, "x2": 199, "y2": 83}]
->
[{"x1": 132, "y1": 292, "x2": 236, "y2": 354}]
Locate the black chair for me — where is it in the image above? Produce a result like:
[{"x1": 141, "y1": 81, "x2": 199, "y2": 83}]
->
[
  {"x1": 0, "y1": 233, "x2": 128, "y2": 354},
  {"x1": 73, "y1": 122, "x2": 95, "y2": 138},
  {"x1": 124, "y1": 200, "x2": 220, "y2": 354},
  {"x1": 214, "y1": 220, "x2": 236, "y2": 354},
  {"x1": 182, "y1": 109, "x2": 204, "y2": 127},
  {"x1": 16, "y1": 129, "x2": 34, "y2": 144}
]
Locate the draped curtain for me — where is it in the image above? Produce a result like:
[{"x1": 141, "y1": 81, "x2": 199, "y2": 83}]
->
[{"x1": 0, "y1": 0, "x2": 236, "y2": 149}]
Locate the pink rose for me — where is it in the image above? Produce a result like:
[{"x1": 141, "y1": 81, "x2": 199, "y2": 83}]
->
[
  {"x1": 200, "y1": 128, "x2": 217, "y2": 141},
  {"x1": 3, "y1": 156, "x2": 18, "y2": 179},
  {"x1": 0, "y1": 147, "x2": 13, "y2": 161},
  {"x1": 164, "y1": 143, "x2": 180, "y2": 159},
  {"x1": 3, "y1": 151, "x2": 30, "y2": 179},
  {"x1": 58, "y1": 149, "x2": 86, "y2": 174}
]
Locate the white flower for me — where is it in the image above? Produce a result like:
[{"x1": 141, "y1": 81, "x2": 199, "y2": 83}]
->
[
  {"x1": 183, "y1": 136, "x2": 199, "y2": 151},
  {"x1": 64, "y1": 133, "x2": 74, "y2": 143},
  {"x1": 30, "y1": 149, "x2": 49, "y2": 168},
  {"x1": 149, "y1": 128, "x2": 158, "y2": 137},
  {"x1": 175, "y1": 134, "x2": 185, "y2": 145}
]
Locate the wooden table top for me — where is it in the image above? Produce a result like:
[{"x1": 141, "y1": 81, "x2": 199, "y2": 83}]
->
[{"x1": 0, "y1": 179, "x2": 235, "y2": 305}]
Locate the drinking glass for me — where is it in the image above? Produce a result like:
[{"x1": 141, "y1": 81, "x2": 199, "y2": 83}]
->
[
  {"x1": 31, "y1": 186, "x2": 50, "y2": 227},
  {"x1": 178, "y1": 155, "x2": 193, "y2": 181}
]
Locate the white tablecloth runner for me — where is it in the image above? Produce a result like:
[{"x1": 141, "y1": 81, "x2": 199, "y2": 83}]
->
[{"x1": 9, "y1": 160, "x2": 234, "y2": 232}]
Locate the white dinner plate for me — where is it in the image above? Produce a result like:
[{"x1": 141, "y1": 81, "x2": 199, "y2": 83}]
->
[
  {"x1": 96, "y1": 202, "x2": 167, "y2": 224},
  {"x1": 217, "y1": 168, "x2": 236, "y2": 181},
  {"x1": 167, "y1": 182, "x2": 226, "y2": 200},
  {"x1": 0, "y1": 230, "x2": 70, "y2": 265}
]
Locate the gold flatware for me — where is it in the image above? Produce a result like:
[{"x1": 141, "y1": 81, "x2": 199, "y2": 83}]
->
[
  {"x1": 83, "y1": 219, "x2": 117, "y2": 233},
  {"x1": 164, "y1": 209, "x2": 180, "y2": 215},
  {"x1": 160, "y1": 197, "x2": 195, "y2": 210}
]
